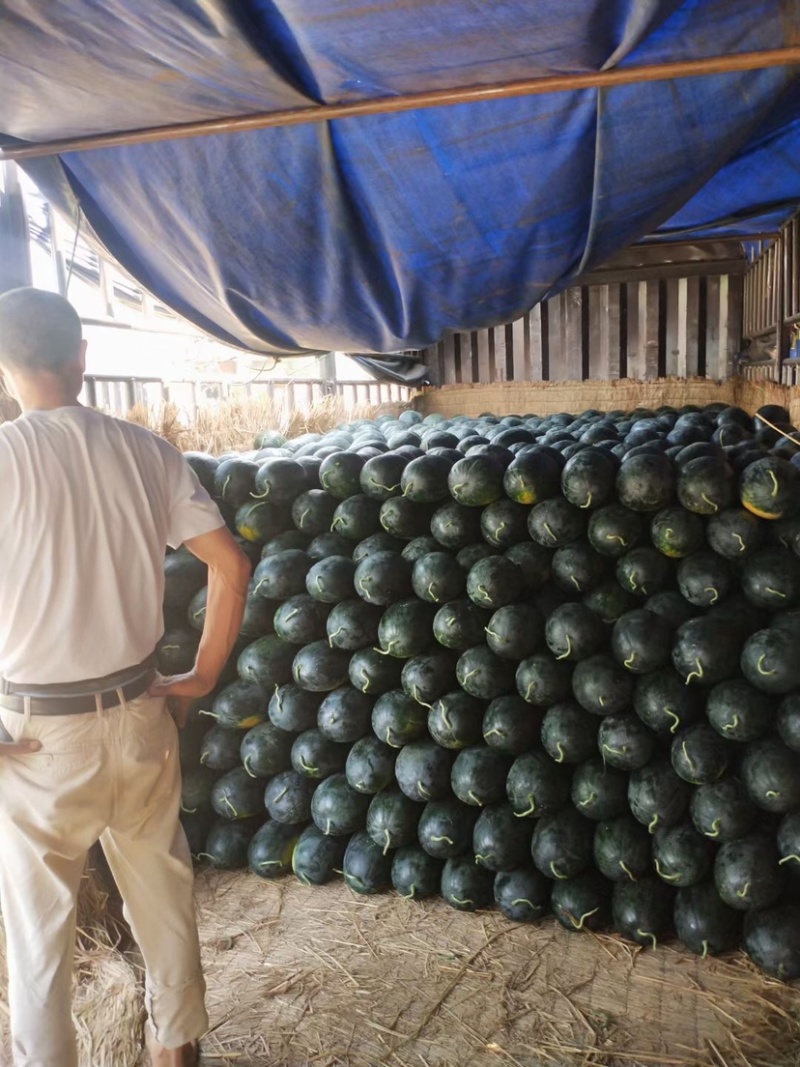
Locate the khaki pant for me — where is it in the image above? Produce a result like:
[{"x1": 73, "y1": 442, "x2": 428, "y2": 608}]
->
[{"x1": 0, "y1": 694, "x2": 208, "y2": 1067}]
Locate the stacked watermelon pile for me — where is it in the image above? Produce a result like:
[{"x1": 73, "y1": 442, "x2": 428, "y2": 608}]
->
[{"x1": 161, "y1": 402, "x2": 800, "y2": 980}]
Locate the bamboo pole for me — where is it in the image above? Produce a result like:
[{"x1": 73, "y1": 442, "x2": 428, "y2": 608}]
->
[{"x1": 1, "y1": 46, "x2": 798, "y2": 161}]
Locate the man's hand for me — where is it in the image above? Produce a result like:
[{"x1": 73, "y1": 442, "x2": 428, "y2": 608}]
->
[
  {"x1": 149, "y1": 670, "x2": 213, "y2": 728},
  {"x1": 0, "y1": 737, "x2": 41, "y2": 756}
]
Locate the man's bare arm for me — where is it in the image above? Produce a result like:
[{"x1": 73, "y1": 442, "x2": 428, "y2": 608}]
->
[{"x1": 151, "y1": 526, "x2": 250, "y2": 716}]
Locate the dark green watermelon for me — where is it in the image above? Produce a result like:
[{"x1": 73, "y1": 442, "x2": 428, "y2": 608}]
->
[
  {"x1": 740, "y1": 627, "x2": 800, "y2": 694},
  {"x1": 428, "y1": 690, "x2": 485, "y2": 749},
  {"x1": 743, "y1": 905, "x2": 800, "y2": 980},
  {"x1": 706, "y1": 507, "x2": 764, "y2": 560},
  {"x1": 705, "y1": 679, "x2": 773, "y2": 742},
  {"x1": 531, "y1": 804, "x2": 594, "y2": 882},
  {"x1": 650, "y1": 506, "x2": 705, "y2": 558},
  {"x1": 506, "y1": 750, "x2": 571, "y2": 818},
  {"x1": 164, "y1": 548, "x2": 208, "y2": 610},
  {"x1": 741, "y1": 547, "x2": 800, "y2": 610},
  {"x1": 503, "y1": 541, "x2": 552, "y2": 593},
  {"x1": 343, "y1": 831, "x2": 393, "y2": 894},
  {"x1": 714, "y1": 832, "x2": 786, "y2": 911},
  {"x1": 482, "y1": 694, "x2": 543, "y2": 755},
  {"x1": 377, "y1": 599, "x2": 436, "y2": 657},
  {"x1": 348, "y1": 647, "x2": 404, "y2": 694},
  {"x1": 451, "y1": 746, "x2": 511, "y2": 807},
  {"x1": 676, "y1": 552, "x2": 734, "y2": 609},
  {"x1": 264, "y1": 769, "x2": 316, "y2": 824},
  {"x1": 209, "y1": 680, "x2": 268, "y2": 731},
  {"x1": 677, "y1": 456, "x2": 735, "y2": 515},
  {"x1": 325, "y1": 599, "x2": 383, "y2": 651},
  {"x1": 353, "y1": 552, "x2": 412, "y2": 605},
  {"x1": 252, "y1": 549, "x2": 311, "y2": 600},
  {"x1": 441, "y1": 856, "x2": 494, "y2": 911},
  {"x1": 615, "y1": 453, "x2": 675, "y2": 513},
  {"x1": 273, "y1": 595, "x2": 328, "y2": 646},
  {"x1": 551, "y1": 870, "x2": 612, "y2": 932},
  {"x1": 674, "y1": 881, "x2": 743, "y2": 957},
  {"x1": 515, "y1": 652, "x2": 573, "y2": 707},
  {"x1": 200, "y1": 816, "x2": 262, "y2": 870},
  {"x1": 366, "y1": 788, "x2": 422, "y2": 853},
  {"x1": 157, "y1": 628, "x2": 199, "y2": 675},
  {"x1": 417, "y1": 797, "x2": 479, "y2": 858},
  {"x1": 448, "y1": 455, "x2": 505, "y2": 507},
  {"x1": 670, "y1": 724, "x2": 731, "y2": 785},
  {"x1": 615, "y1": 546, "x2": 671, "y2": 598},
  {"x1": 544, "y1": 603, "x2": 604, "y2": 662},
  {"x1": 394, "y1": 740, "x2": 455, "y2": 802},
  {"x1": 291, "y1": 488, "x2": 339, "y2": 535},
  {"x1": 305, "y1": 556, "x2": 356, "y2": 604},
  {"x1": 345, "y1": 735, "x2": 397, "y2": 794},
  {"x1": 411, "y1": 552, "x2": 466, "y2": 603},
  {"x1": 359, "y1": 453, "x2": 408, "y2": 501},
  {"x1": 433, "y1": 599, "x2": 491, "y2": 650},
  {"x1": 268, "y1": 684, "x2": 319, "y2": 733},
  {"x1": 292, "y1": 825, "x2": 348, "y2": 885},
  {"x1": 290, "y1": 729, "x2": 349, "y2": 779},
  {"x1": 248, "y1": 820, "x2": 302, "y2": 879},
  {"x1": 593, "y1": 814, "x2": 651, "y2": 882},
  {"x1": 643, "y1": 590, "x2": 697, "y2": 631},
  {"x1": 528, "y1": 497, "x2": 587, "y2": 547},
  {"x1": 391, "y1": 846, "x2": 444, "y2": 900},
  {"x1": 612, "y1": 876, "x2": 674, "y2": 947},
  {"x1": 628, "y1": 759, "x2": 691, "y2": 834},
  {"x1": 473, "y1": 803, "x2": 533, "y2": 872},
  {"x1": 457, "y1": 542, "x2": 499, "y2": 569},
  {"x1": 181, "y1": 765, "x2": 218, "y2": 815},
  {"x1": 551, "y1": 541, "x2": 607, "y2": 594},
  {"x1": 310, "y1": 773, "x2": 370, "y2": 837},
  {"x1": 610, "y1": 609, "x2": 671, "y2": 675},
  {"x1": 430, "y1": 501, "x2": 483, "y2": 549},
  {"x1": 652, "y1": 823, "x2": 713, "y2": 887},
  {"x1": 308, "y1": 531, "x2": 355, "y2": 561},
  {"x1": 180, "y1": 809, "x2": 217, "y2": 857},
  {"x1": 238, "y1": 634, "x2": 296, "y2": 691},
  {"x1": 541, "y1": 702, "x2": 598, "y2": 764},
  {"x1": 570, "y1": 757, "x2": 629, "y2": 821},
  {"x1": 633, "y1": 667, "x2": 701, "y2": 737},
  {"x1": 689, "y1": 777, "x2": 757, "y2": 842},
  {"x1": 235, "y1": 500, "x2": 290, "y2": 545},
  {"x1": 214, "y1": 458, "x2": 259, "y2": 509},
  {"x1": 292, "y1": 640, "x2": 351, "y2": 692},
  {"x1": 582, "y1": 580, "x2": 639, "y2": 626},
  {"x1": 319, "y1": 452, "x2": 366, "y2": 499},
  {"x1": 672, "y1": 617, "x2": 741, "y2": 688},
  {"x1": 184, "y1": 451, "x2": 218, "y2": 494},
  {"x1": 571, "y1": 654, "x2": 633, "y2": 717},
  {"x1": 317, "y1": 685, "x2": 373, "y2": 743},
  {"x1": 465, "y1": 556, "x2": 521, "y2": 609},
  {"x1": 740, "y1": 456, "x2": 800, "y2": 520},
  {"x1": 457, "y1": 645, "x2": 516, "y2": 700},
  {"x1": 401, "y1": 651, "x2": 457, "y2": 706},
  {"x1": 239, "y1": 587, "x2": 279, "y2": 641},
  {"x1": 331, "y1": 495, "x2": 382, "y2": 541},
  {"x1": 240, "y1": 721, "x2": 293, "y2": 779},
  {"x1": 740, "y1": 738, "x2": 800, "y2": 813},
  {"x1": 588, "y1": 504, "x2": 645, "y2": 558},
  {"x1": 777, "y1": 693, "x2": 800, "y2": 752},
  {"x1": 401, "y1": 535, "x2": 442, "y2": 562},
  {"x1": 560, "y1": 449, "x2": 616, "y2": 511},
  {"x1": 199, "y1": 725, "x2": 243, "y2": 772},
  {"x1": 252, "y1": 458, "x2": 306, "y2": 504},
  {"x1": 502, "y1": 450, "x2": 561, "y2": 506},
  {"x1": 493, "y1": 867, "x2": 551, "y2": 922},
  {"x1": 260, "y1": 530, "x2": 311, "y2": 556},
  {"x1": 211, "y1": 767, "x2": 266, "y2": 820},
  {"x1": 399, "y1": 454, "x2": 454, "y2": 504},
  {"x1": 777, "y1": 811, "x2": 800, "y2": 870},
  {"x1": 352, "y1": 531, "x2": 406, "y2": 562},
  {"x1": 480, "y1": 499, "x2": 530, "y2": 548}
]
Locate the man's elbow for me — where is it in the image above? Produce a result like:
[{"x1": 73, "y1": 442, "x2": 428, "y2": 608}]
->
[{"x1": 230, "y1": 544, "x2": 253, "y2": 594}]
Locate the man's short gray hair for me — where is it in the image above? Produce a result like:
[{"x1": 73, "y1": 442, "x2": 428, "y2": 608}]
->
[{"x1": 0, "y1": 288, "x2": 82, "y2": 372}]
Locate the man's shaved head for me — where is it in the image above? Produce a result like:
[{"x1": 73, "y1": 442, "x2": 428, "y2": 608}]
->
[{"x1": 0, "y1": 288, "x2": 83, "y2": 372}]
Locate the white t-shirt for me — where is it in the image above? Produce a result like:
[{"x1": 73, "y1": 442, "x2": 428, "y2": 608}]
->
[{"x1": 0, "y1": 406, "x2": 223, "y2": 684}]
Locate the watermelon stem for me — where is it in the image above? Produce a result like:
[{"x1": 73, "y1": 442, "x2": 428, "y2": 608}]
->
[
  {"x1": 577, "y1": 792, "x2": 596, "y2": 808},
  {"x1": 401, "y1": 885, "x2": 417, "y2": 899},
  {"x1": 779, "y1": 855, "x2": 800, "y2": 865},
  {"x1": 568, "y1": 907, "x2": 599, "y2": 931},
  {"x1": 664, "y1": 708, "x2": 681, "y2": 734},
  {"x1": 543, "y1": 523, "x2": 557, "y2": 543},
  {"x1": 554, "y1": 742, "x2": 565, "y2": 764},
  {"x1": 636, "y1": 930, "x2": 658, "y2": 950},
  {"x1": 555, "y1": 636, "x2": 572, "y2": 661},
  {"x1": 426, "y1": 583, "x2": 440, "y2": 603},
  {"x1": 624, "y1": 651, "x2": 637, "y2": 669},
  {"x1": 685, "y1": 659, "x2": 705, "y2": 685},
  {"x1": 705, "y1": 820, "x2": 722, "y2": 838},
  {"x1": 328, "y1": 628, "x2": 344, "y2": 648},
  {"x1": 550, "y1": 862, "x2": 569, "y2": 881},
  {"x1": 736, "y1": 881, "x2": 751, "y2": 900},
  {"x1": 654, "y1": 859, "x2": 681, "y2": 882},
  {"x1": 515, "y1": 795, "x2": 537, "y2": 817},
  {"x1": 700, "y1": 494, "x2": 718, "y2": 513},
  {"x1": 467, "y1": 790, "x2": 483, "y2": 806},
  {"x1": 648, "y1": 814, "x2": 659, "y2": 833},
  {"x1": 722, "y1": 716, "x2": 739, "y2": 733},
  {"x1": 382, "y1": 830, "x2": 391, "y2": 856},
  {"x1": 619, "y1": 861, "x2": 637, "y2": 882},
  {"x1": 704, "y1": 586, "x2": 719, "y2": 605},
  {"x1": 756, "y1": 654, "x2": 776, "y2": 676},
  {"x1": 430, "y1": 835, "x2": 454, "y2": 846},
  {"x1": 701, "y1": 940, "x2": 710, "y2": 959}
]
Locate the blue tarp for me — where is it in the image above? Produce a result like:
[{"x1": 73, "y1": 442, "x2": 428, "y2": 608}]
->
[{"x1": 1, "y1": 1, "x2": 799, "y2": 359}]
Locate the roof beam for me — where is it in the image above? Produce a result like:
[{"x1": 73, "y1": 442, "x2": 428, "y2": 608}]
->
[{"x1": 1, "y1": 46, "x2": 799, "y2": 161}]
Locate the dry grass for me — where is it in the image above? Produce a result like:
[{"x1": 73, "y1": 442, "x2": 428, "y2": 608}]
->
[
  {"x1": 125, "y1": 394, "x2": 402, "y2": 453},
  {"x1": 3, "y1": 870, "x2": 797, "y2": 1067}
]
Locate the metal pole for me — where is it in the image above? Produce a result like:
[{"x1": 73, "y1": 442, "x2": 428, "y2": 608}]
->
[
  {"x1": 0, "y1": 161, "x2": 32, "y2": 292},
  {"x1": 1, "y1": 47, "x2": 798, "y2": 161}
]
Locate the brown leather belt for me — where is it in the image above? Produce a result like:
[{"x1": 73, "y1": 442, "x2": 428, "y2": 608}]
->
[{"x1": 0, "y1": 654, "x2": 157, "y2": 716}]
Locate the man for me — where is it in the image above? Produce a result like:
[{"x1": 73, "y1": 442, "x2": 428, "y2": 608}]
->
[{"x1": 0, "y1": 288, "x2": 251, "y2": 1067}]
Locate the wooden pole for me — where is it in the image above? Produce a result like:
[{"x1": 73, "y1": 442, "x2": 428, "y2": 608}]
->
[{"x1": 1, "y1": 47, "x2": 798, "y2": 161}]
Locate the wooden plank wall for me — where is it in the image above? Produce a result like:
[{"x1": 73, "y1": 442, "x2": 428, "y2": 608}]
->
[{"x1": 421, "y1": 274, "x2": 743, "y2": 385}]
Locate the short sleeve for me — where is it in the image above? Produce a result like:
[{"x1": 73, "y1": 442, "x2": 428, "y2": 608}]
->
[{"x1": 161, "y1": 444, "x2": 224, "y2": 549}]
